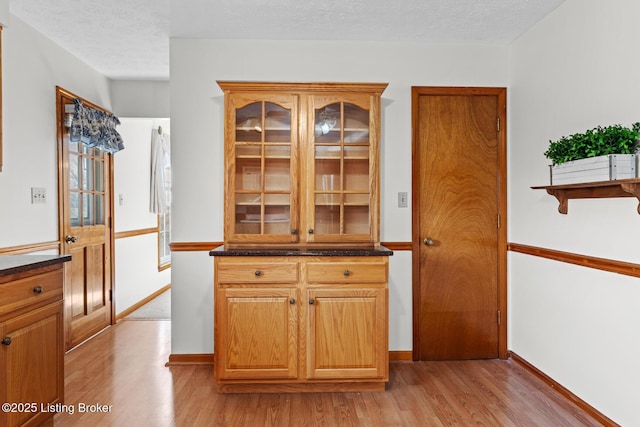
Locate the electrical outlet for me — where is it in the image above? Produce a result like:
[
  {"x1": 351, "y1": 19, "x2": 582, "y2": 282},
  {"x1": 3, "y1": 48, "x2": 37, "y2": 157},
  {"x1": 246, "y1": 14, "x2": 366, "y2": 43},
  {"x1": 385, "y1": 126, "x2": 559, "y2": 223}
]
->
[
  {"x1": 31, "y1": 187, "x2": 46, "y2": 204},
  {"x1": 398, "y1": 192, "x2": 408, "y2": 208}
]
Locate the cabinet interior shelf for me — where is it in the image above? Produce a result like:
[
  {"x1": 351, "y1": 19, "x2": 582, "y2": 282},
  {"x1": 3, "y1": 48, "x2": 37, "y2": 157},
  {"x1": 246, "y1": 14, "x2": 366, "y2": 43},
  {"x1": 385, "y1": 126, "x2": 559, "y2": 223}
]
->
[
  {"x1": 236, "y1": 156, "x2": 291, "y2": 160},
  {"x1": 531, "y1": 178, "x2": 640, "y2": 214}
]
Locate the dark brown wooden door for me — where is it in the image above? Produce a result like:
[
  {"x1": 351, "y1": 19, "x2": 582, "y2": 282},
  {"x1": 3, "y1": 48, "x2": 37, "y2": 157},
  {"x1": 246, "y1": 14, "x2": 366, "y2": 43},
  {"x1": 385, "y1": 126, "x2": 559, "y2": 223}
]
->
[
  {"x1": 57, "y1": 87, "x2": 113, "y2": 351},
  {"x1": 413, "y1": 87, "x2": 506, "y2": 360}
]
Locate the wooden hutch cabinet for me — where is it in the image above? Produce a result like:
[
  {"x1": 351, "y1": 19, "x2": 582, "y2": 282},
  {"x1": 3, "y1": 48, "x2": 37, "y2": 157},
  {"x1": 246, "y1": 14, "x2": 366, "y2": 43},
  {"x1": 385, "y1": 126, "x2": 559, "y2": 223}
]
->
[
  {"x1": 212, "y1": 82, "x2": 392, "y2": 393},
  {"x1": 219, "y1": 81, "x2": 386, "y2": 247}
]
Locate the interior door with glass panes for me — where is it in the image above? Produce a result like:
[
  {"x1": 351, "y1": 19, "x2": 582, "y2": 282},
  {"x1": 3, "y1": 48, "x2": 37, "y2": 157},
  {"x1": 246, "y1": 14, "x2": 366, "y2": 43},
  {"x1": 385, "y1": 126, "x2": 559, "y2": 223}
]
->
[
  {"x1": 57, "y1": 88, "x2": 112, "y2": 351},
  {"x1": 225, "y1": 94, "x2": 299, "y2": 245},
  {"x1": 307, "y1": 95, "x2": 379, "y2": 244}
]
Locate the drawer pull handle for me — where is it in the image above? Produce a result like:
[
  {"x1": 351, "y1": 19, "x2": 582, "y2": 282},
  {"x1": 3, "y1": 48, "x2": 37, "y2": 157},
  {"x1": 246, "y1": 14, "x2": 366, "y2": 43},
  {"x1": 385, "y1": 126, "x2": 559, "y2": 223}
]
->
[
  {"x1": 33, "y1": 285, "x2": 43, "y2": 294},
  {"x1": 254, "y1": 270, "x2": 261, "y2": 277},
  {"x1": 309, "y1": 299, "x2": 315, "y2": 305},
  {"x1": 1, "y1": 337, "x2": 11, "y2": 346},
  {"x1": 289, "y1": 298, "x2": 296, "y2": 305},
  {"x1": 343, "y1": 270, "x2": 350, "y2": 276}
]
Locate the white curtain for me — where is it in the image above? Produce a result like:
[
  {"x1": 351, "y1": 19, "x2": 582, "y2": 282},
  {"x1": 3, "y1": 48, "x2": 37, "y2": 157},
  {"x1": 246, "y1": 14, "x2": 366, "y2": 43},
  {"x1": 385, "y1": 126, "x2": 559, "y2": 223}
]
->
[{"x1": 150, "y1": 127, "x2": 170, "y2": 214}]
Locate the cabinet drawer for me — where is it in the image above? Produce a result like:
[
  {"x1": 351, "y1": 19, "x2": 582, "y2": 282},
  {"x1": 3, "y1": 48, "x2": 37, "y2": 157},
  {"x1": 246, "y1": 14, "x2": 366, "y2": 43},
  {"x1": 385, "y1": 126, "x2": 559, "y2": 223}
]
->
[
  {"x1": 217, "y1": 262, "x2": 299, "y2": 284},
  {"x1": 0, "y1": 269, "x2": 63, "y2": 316},
  {"x1": 307, "y1": 262, "x2": 387, "y2": 284}
]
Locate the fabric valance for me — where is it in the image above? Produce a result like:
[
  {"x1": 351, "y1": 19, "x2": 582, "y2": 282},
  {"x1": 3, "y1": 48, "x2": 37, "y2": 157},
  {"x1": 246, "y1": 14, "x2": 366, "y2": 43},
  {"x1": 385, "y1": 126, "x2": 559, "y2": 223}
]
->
[{"x1": 69, "y1": 98, "x2": 125, "y2": 153}]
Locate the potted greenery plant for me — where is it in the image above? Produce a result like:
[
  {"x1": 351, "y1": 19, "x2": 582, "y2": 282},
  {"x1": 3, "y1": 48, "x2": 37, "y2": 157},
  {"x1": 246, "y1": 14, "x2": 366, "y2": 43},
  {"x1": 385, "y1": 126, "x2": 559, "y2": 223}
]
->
[{"x1": 544, "y1": 122, "x2": 640, "y2": 185}]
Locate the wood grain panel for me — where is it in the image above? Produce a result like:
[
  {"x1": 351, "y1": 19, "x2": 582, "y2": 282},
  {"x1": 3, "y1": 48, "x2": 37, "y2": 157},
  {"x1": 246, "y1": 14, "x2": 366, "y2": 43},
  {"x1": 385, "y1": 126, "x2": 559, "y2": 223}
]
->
[
  {"x1": 218, "y1": 81, "x2": 388, "y2": 95},
  {"x1": 0, "y1": 269, "x2": 62, "y2": 318},
  {"x1": 2, "y1": 301, "x2": 63, "y2": 427},
  {"x1": 217, "y1": 260, "x2": 299, "y2": 284},
  {"x1": 216, "y1": 288, "x2": 298, "y2": 380},
  {"x1": 307, "y1": 288, "x2": 387, "y2": 380},
  {"x1": 416, "y1": 92, "x2": 499, "y2": 360},
  {"x1": 168, "y1": 242, "x2": 223, "y2": 252},
  {"x1": 167, "y1": 241, "x2": 410, "y2": 252},
  {"x1": 381, "y1": 242, "x2": 412, "y2": 251},
  {"x1": 68, "y1": 247, "x2": 86, "y2": 319},
  {"x1": 114, "y1": 227, "x2": 158, "y2": 239},
  {"x1": 56, "y1": 321, "x2": 610, "y2": 426},
  {"x1": 0, "y1": 241, "x2": 60, "y2": 255},
  {"x1": 306, "y1": 262, "x2": 387, "y2": 284},
  {"x1": 509, "y1": 242, "x2": 640, "y2": 279},
  {"x1": 509, "y1": 352, "x2": 617, "y2": 427}
]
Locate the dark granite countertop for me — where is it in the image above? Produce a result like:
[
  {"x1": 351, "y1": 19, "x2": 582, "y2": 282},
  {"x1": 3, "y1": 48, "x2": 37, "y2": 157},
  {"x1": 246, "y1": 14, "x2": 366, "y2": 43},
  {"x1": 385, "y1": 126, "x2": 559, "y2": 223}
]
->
[
  {"x1": 210, "y1": 246, "x2": 393, "y2": 257},
  {"x1": 0, "y1": 254, "x2": 72, "y2": 278}
]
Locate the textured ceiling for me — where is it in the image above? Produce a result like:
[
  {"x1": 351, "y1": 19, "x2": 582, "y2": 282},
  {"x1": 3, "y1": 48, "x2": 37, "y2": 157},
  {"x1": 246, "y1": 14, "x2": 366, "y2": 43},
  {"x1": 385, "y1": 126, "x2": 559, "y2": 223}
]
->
[{"x1": 9, "y1": 0, "x2": 565, "y2": 80}]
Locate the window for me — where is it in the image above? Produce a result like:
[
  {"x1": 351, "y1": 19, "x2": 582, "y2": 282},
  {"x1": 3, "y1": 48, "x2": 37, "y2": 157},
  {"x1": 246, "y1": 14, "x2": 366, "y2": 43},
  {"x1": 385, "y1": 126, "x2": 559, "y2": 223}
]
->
[
  {"x1": 151, "y1": 125, "x2": 171, "y2": 270},
  {"x1": 157, "y1": 131, "x2": 171, "y2": 270}
]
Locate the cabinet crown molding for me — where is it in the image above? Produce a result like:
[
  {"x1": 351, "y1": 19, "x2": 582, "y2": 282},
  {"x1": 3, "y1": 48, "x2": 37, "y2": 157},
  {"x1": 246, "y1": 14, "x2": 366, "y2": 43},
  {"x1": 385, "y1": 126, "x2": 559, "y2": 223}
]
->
[{"x1": 217, "y1": 81, "x2": 388, "y2": 95}]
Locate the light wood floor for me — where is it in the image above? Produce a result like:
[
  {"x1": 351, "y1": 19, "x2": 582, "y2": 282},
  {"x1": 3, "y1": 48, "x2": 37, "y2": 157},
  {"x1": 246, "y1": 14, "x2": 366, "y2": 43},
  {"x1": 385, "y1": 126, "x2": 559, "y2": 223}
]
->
[{"x1": 54, "y1": 320, "x2": 606, "y2": 426}]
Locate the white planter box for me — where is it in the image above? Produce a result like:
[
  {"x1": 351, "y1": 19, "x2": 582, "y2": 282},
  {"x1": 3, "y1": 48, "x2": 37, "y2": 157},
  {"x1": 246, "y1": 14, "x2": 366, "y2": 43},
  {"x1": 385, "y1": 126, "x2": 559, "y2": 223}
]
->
[{"x1": 550, "y1": 154, "x2": 637, "y2": 185}]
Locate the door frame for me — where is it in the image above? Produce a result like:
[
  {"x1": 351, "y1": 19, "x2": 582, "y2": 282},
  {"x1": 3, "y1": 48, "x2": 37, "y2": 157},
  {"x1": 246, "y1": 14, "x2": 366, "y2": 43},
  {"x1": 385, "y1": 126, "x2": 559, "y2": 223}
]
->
[
  {"x1": 56, "y1": 86, "x2": 116, "y2": 342},
  {"x1": 411, "y1": 86, "x2": 508, "y2": 360}
]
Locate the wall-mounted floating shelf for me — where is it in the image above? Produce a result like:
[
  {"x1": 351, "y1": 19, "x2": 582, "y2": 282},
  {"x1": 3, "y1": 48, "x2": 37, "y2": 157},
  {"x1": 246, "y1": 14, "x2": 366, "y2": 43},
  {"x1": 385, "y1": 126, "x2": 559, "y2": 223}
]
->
[{"x1": 532, "y1": 178, "x2": 640, "y2": 214}]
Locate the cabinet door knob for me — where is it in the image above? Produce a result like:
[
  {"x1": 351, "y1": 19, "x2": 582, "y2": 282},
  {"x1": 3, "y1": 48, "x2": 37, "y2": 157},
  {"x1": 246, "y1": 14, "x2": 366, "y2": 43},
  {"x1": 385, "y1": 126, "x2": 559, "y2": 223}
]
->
[
  {"x1": 291, "y1": 229, "x2": 298, "y2": 235},
  {"x1": 309, "y1": 298, "x2": 315, "y2": 305},
  {"x1": 308, "y1": 229, "x2": 314, "y2": 234},
  {"x1": 1, "y1": 337, "x2": 12, "y2": 346},
  {"x1": 33, "y1": 285, "x2": 43, "y2": 294},
  {"x1": 424, "y1": 237, "x2": 435, "y2": 247},
  {"x1": 254, "y1": 270, "x2": 262, "y2": 277},
  {"x1": 65, "y1": 235, "x2": 78, "y2": 244},
  {"x1": 343, "y1": 269, "x2": 350, "y2": 276},
  {"x1": 289, "y1": 298, "x2": 296, "y2": 305}
]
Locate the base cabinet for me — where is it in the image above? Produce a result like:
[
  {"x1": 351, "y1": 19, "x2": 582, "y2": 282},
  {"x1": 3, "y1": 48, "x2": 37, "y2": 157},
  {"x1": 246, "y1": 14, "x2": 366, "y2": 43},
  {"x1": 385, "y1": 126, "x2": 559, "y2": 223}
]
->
[
  {"x1": 216, "y1": 287, "x2": 298, "y2": 380},
  {"x1": 307, "y1": 287, "x2": 387, "y2": 380},
  {"x1": 214, "y1": 255, "x2": 389, "y2": 393},
  {"x1": 0, "y1": 260, "x2": 67, "y2": 427}
]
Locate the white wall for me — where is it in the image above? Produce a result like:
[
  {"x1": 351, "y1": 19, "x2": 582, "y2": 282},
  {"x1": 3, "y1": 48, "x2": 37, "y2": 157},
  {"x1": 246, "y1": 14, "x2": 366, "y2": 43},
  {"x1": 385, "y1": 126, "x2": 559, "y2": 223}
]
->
[
  {"x1": 0, "y1": 15, "x2": 111, "y2": 248},
  {"x1": 114, "y1": 118, "x2": 171, "y2": 315},
  {"x1": 169, "y1": 38, "x2": 509, "y2": 355},
  {"x1": 111, "y1": 80, "x2": 170, "y2": 118},
  {"x1": 0, "y1": 16, "x2": 172, "y2": 319},
  {"x1": 508, "y1": 0, "x2": 640, "y2": 424}
]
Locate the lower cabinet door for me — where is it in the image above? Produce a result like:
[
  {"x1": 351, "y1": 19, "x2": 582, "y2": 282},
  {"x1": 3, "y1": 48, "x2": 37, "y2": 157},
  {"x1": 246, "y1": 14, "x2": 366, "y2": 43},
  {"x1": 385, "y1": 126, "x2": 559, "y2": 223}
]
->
[
  {"x1": 216, "y1": 287, "x2": 298, "y2": 380},
  {"x1": 0, "y1": 301, "x2": 64, "y2": 427},
  {"x1": 306, "y1": 287, "x2": 388, "y2": 380}
]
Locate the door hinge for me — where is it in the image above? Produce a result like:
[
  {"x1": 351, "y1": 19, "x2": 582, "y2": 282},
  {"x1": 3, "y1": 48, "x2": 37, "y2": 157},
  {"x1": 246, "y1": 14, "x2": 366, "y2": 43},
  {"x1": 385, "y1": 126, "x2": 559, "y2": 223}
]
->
[
  {"x1": 497, "y1": 214, "x2": 501, "y2": 229},
  {"x1": 497, "y1": 310, "x2": 501, "y2": 325},
  {"x1": 497, "y1": 117, "x2": 500, "y2": 132},
  {"x1": 109, "y1": 289, "x2": 112, "y2": 302},
  {"x1": 109, "y1": 217, "x2": 112, "y2": 229}
]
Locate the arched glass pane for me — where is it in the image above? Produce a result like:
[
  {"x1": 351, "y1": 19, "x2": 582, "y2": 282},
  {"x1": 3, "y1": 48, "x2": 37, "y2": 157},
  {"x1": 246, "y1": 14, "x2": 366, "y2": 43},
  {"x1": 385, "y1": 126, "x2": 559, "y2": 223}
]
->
[
  {"x1": 314, "y1": 103, "x2": 341, "y2": 143},
  {"x1": 344, "y1": 103, "x2": 369, "y2": 144}
]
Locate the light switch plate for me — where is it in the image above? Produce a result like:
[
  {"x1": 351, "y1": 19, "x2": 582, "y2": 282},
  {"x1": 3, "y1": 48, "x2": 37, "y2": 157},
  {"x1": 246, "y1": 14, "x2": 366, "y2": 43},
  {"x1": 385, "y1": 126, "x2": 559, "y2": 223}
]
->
[
  {"x1": 31, "y1": 187, "x2": 46, "y2": 204},
  {"x1": 398, "y1": 192, "x2": 408, "y2": 208}
]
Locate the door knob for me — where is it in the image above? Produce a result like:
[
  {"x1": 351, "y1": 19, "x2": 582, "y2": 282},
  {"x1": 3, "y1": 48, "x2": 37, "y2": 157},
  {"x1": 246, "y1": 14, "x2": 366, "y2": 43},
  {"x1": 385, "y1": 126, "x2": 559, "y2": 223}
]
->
[
  {"x1": 65, "y1": 235, "x2": 78, "y2": 244},
  {"x1": 424, "y1": 237, "x2": 435, "y2": 246}
]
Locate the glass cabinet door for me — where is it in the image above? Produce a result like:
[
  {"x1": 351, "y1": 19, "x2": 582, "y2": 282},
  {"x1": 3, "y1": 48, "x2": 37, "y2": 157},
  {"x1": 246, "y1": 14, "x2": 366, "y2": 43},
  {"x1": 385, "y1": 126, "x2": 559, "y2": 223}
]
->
[
  {"x1": 228, "y1": 95, "x2": 298, "y2": 243},
  {"x1": 309, "y1": 97, "x2": 374, "y2": 242}
]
